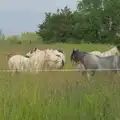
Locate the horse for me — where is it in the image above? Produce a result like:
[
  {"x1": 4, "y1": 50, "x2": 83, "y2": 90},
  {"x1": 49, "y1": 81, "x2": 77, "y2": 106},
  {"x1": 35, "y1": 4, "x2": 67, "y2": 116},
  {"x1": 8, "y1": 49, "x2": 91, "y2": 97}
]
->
[
  {"x1": 77, "y1": 44, "x2": 120, "y2": 73},
  {"x1": 70, "y1": 49, "x2": 120, "y2": 80},
  {"x1": 100, "y1": 44, "x2": 120, "y2": 56},
  {"x1": 25, "y1": 48, "x2": 66, "y2": 70},
  {"x1": 44, "y1": 49, "x2": 65, "y2": 70},
  {"x1": 8, "y1": 48, "x2": 47, "y2": 74},
  {"x1": 50, "y1": 49, "x2": 66, "y2": 64},
  {"x1": 8, "y1": 54, "x2": 30, "y2": 75},
  {"x1": 90, "y1": 44, "x2": 120, "y2": 57}
]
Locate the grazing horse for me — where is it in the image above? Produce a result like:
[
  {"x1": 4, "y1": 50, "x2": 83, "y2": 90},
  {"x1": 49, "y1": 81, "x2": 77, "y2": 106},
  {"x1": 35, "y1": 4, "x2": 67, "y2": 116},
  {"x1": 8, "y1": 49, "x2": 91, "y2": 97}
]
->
[{"x1": 70, "y1": 49, "x2": 120, "y2": 80}]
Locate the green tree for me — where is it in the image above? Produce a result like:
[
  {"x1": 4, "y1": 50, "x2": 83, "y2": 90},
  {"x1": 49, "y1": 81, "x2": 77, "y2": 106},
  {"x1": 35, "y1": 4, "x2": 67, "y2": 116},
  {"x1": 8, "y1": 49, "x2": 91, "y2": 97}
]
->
[
  {"x1": 36, "y1": 0, "x2": 120, "y2": 44},
  {"x1": 36, "y1": 6, "x2": 74, "y2": 43},
  {"x1": 77, "y1": 0, "x2": 120, "y2": 44}
]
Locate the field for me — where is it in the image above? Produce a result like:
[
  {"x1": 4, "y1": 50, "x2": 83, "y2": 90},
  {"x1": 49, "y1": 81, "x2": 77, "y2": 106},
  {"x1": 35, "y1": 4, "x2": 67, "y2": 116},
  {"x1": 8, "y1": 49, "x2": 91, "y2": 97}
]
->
[{"x1": 0, "y1": 41, "x2": 120, "y2": 120}]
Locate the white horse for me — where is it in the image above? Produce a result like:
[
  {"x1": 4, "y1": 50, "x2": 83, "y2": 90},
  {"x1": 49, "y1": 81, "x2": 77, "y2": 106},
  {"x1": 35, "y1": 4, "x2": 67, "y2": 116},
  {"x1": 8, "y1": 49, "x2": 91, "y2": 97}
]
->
[
  {"x1": 8, "y1": 48, "x2": 46, "y2": 73},
  {"x1": 25, "y1": 48, "x2": 66, "y2": 70},
  {"x1": 8, "y1": 54, "x2": 29, "y2": 74},
  {"x1": 90, "y1": 44, "x2": 120, "y2": 57},
  {"x1": 44, "y1": 49, "x2": 66, "y2": 70},
  {"x1": 100, "y1": 45, "x2": 120, "y2": 56},
  {"x1": 25, "y1": 49, "x2": 47, "y2": 72}
]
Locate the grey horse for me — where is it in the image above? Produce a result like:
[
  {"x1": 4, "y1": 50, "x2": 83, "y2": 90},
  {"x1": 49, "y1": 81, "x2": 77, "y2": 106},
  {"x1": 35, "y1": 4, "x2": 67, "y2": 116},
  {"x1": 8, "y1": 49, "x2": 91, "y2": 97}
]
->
[{"x1": 71, "y1": 49, "x2": 120, "y2": 79}]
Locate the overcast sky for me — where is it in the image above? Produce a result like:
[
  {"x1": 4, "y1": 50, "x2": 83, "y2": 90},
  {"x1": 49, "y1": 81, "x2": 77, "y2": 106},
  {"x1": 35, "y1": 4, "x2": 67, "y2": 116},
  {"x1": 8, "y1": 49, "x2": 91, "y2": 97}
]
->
[{"x1": 0, "y1": 0, "x2": 77, "y2": 36}]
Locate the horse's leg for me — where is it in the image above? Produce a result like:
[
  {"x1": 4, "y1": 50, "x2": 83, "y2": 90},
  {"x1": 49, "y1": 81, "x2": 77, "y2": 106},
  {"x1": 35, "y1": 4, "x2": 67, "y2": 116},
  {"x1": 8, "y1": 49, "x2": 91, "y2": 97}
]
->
[
  {"x1": 81, "y1": 70, "x2": 86, "y2": 75},
  {"x1": 80, "y1": 71, "x2": 90, "y2": 80},
  {"x1": 86, "y1": 72, "x2": 91, "y2": 80},
  {"x1": 11, "y1": 71, "x2": 15, "y2": 76},
  {"x1": 82, "y1": 70, "x2": 91, "y2": 80},
  {"x1": 85, "y1": 70, "x2": 96, "y2": 80},
  {"x1": 117, "y1": 70, "x2": 120, "y2": 76},
  {"x1": 91, "y1": 71, "x2": 96, "y2": 76},
  {"x1": 15, "y1": 69, "x2": 20, "y2": 75}
]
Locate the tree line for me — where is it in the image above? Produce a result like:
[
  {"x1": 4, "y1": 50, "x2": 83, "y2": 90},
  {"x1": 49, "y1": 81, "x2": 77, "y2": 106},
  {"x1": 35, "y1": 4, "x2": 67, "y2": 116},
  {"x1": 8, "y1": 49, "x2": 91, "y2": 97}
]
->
[{"x1": 36, "y1": 0, "x2": 120, "y2": 44}]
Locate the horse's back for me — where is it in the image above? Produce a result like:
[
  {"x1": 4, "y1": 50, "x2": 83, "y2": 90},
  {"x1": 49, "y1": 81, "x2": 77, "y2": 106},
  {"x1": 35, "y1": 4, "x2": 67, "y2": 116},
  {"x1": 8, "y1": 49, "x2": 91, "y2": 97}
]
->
[
  {"x1": 83, "y1": 54, "x2": 99, "y2": 69},
  {"x1": 9, "y1": 55, "x2": 28, "y2": 62},
  {"x1": 8, "y1": 54, "x2": 28, "y2": 71},
  {"x1": 98, "y1": 55, "x2": 120, "y2": 69}
]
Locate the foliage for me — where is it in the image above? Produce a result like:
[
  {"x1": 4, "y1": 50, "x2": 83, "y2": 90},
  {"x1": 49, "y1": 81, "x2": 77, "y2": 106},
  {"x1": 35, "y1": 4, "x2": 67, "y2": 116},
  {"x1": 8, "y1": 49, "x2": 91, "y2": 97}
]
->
[
  {"x1": 37, "y1": 0, "x2": 120, "y2": 44},
  {"x1": 0, "y1": 29, "x2": 5, "y2": 40},
  {"x1": 6, "y1": 35, "x2": 21, "y2": 44},
  {"x1": 20, "y1": 32, "x2": 43, "y2": 44},
  {"x1": 6, "y1": 32, "x2": 43, "y2": 44}
]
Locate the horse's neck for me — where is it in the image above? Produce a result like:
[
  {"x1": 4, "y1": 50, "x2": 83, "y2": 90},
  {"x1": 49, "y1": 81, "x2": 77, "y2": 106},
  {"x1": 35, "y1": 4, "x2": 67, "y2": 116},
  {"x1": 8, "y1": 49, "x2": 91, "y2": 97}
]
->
[
  {"x1": 105, "y1": 47, "x2": 116, "y2": 52},
  {"x1": 103, "y1": 47, "x2": 117, "y2": 55},
  {"x1": 78, "y1": 53, "x2": 86, "y2": 64}
]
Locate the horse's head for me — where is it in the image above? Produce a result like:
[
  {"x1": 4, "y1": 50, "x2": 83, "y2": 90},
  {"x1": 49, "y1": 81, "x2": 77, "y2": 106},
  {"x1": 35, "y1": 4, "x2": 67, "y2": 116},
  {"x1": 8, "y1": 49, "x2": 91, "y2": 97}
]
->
[
  {"x1": 25, "y1": 48, "x2": 40, "y2": 58},
  {"x1": 70, "y1": 49, "x2": 79, "y2": 66},
  {"x1": 71, "y1": 49, "x2": 87, "y2": 66}
]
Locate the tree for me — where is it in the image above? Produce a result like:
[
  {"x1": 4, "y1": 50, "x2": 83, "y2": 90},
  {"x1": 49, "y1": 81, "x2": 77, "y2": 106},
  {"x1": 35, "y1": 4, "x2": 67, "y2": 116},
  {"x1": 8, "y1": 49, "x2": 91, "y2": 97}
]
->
[
  {"x1": 36, "y1": 0, "x2": 120, "y2": 44},
  {"x1": 20, "y1": 32, "x2": 42, "y2": 44},
  {"x1": 36, "y1": 6, "x2": 74, "y2": 43},
  {"x1": 0, "y1": 29, "x2": 5, "y2": 40}
]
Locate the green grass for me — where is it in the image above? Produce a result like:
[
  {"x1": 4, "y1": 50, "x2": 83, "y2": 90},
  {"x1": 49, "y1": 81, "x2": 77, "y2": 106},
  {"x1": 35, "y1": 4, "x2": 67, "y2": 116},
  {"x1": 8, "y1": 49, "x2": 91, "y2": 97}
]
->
[{"x1": 0, "y1": 41, "x2": 119, "y2": 120}]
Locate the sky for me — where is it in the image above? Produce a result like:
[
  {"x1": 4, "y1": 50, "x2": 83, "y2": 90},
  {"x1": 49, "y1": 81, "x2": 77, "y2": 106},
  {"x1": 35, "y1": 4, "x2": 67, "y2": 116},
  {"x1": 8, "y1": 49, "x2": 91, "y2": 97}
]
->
[{"x1": 0, "y1": 0, "x2": 77, "y2": 36}]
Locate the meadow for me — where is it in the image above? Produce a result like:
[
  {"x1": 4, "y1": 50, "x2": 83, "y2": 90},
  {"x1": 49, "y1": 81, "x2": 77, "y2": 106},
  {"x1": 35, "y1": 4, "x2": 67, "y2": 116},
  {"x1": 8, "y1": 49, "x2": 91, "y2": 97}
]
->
[{"x1": 0, "y1": 41, "x2": 120, "y2": 120}]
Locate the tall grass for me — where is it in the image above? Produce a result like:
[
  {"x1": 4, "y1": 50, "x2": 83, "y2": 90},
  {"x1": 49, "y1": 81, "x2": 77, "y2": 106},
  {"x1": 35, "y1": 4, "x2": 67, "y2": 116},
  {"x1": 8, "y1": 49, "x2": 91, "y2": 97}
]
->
[
  {"x1": 0, "y1": 42, "x2": 119, "y2": 119},
  {"x1": 0, "y1": 72, "x2": 119, "y2": 120}
]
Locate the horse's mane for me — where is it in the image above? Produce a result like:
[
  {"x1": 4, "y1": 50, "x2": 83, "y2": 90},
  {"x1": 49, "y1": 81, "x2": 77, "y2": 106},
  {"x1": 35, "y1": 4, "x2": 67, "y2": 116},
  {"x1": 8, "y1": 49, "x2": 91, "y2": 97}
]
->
[
  {"x1": 7, "y1": 53, "x2": 16, "y2": 60},
  {"x1": 7, "y1": 52, "x2": 27, "y2": 60},
  {"x1": 57, "y1": 49, "x2": 63, "y2": 53}
]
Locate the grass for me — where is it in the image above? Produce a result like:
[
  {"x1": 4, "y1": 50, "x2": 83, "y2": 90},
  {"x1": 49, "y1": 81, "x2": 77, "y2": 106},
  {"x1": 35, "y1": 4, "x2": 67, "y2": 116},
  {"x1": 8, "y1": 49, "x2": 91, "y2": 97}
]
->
[{"x1": 0, "y1": 41, "x2": 120, "y2": 120}]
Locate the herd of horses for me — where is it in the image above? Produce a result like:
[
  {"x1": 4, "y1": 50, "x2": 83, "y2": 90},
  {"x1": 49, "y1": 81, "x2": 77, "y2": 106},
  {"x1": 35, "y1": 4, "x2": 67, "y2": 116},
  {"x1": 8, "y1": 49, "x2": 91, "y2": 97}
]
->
[
  {"x1": 7, "y1": 48, "x2": 66, "y2": 74},
  {"x1": 7, "y1": 44, "x2": 120, "y2": 79}
]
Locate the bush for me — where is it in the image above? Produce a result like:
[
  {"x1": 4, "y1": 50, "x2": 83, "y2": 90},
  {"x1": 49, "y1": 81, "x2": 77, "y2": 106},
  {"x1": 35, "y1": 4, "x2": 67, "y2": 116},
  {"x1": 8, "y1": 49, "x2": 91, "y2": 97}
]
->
[
  {"x1": 20, "y1": 32, "x2": 43, "y2": 44},
  {"x1": 6, "y1": 35, "x2": 21, "y2": 44}
]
